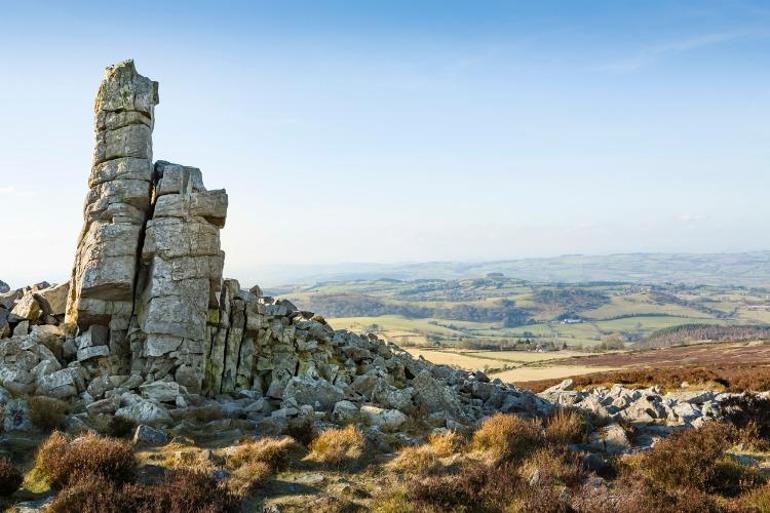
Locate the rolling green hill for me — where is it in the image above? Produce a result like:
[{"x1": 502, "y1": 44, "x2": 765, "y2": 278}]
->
[{"x1": 273, "y1": 276, "x2": 770, "y2": 350}]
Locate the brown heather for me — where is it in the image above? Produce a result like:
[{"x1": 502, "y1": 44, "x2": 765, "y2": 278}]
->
[
  {"x1": 34, "y1": 432, "x2": 136, "y2": 488},
  {"x1": 0, "y1": 457, "x2": 22, "y2": 496}
]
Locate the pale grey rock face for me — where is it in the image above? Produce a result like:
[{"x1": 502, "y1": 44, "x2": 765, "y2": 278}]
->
[
  {"x1": 360, "y1": 405, "x2": 408, "y2": 430},
  {"x1": 116, "y1": 397, "x2": 172, "y2": 426},
  {"x1": 282, "y1": 377, "x2": 345, "y2": 412},
  {"x1": 66, "y1": 60, "x2": 159, "y2": 330}
]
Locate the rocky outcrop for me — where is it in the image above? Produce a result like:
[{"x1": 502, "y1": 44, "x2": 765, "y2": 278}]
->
[
  {"x1": 1, "y1": 61, "x2": 753, "y2": 460},
  {"x1": 538, "y1": 379, "x2": 731, "y2": 428},
  {"x1": 61, "y1": 61, "x2": 227, "y2": 392},
  {"x1": 66, "y1": 60, "x2": 159, "y2": 330}
]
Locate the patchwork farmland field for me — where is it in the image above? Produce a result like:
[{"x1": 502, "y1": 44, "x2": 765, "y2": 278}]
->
[{"x1": 277, "y1": 275, "x2": 770, "y2": 351}]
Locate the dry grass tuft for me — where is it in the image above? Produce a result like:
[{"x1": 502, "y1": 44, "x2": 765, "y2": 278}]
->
[
  {"x1": 388, "y1": 430, "x2": 465, "y2": 475},
  {"x1": 427, "y1": 430, "x2": 465, "y2": 456},
  {"x1": 34, "y1": 431, "x2": 136, "y2": 488},
  {"x1": 520, "y1": 447, "x2": 586, "y2": 488},
  {"x1": 471, "y1": 413, "x2": 542, "y2": 462},
  {"x1": 224, "y1": 436, "x2": 301, "y2": 495},
  {"x1": 307, "y1": 425, "x2": 365, "y2": 466},
  {"x1": 545, "y1": 408, "x2": 589, "y2": 445},
  {"x1": 388, "y1": 445, "x2": 441, "y2": 476}
]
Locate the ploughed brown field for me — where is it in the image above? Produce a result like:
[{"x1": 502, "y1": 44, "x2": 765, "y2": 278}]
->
[{"x1": 516, "y1": 341, "x2": 770, "y2": 393}]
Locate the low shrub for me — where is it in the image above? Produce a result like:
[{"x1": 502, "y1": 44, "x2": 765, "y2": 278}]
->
[
  {"x1": 571, "y1": 477, "x2": 736, "y2": 513},
  {"x1": 307, "y1": 426, "x2": 365, "y2": 466},
  {"x1": 108, "y1": 415, "x2": 137, "y2": 438},
  {"x1": 405, "y1": 461, "x2": 524, "y2": 513},
  {"x1": 47, "y1": 470, "x2": 240, "y2": 513},
  {"x1": 0, "y1": 457, "x2": 22, "y2": 496},
  {"x1": 34, "y1": 431, "x2": 136, "y2": 488},
  {"x1": 639, "y1": 422, "x2": 736, "y2": 493},
  {"x1": 286, "y1": 417, "x2": 317, "y2": 446},
  {"x1": 471, "y1": 413, "x2": 542, "y2": 462},
  {"x1": 28, "y1": 396, "x2": 69, "y2": 430},
  {"x1": 721, "y1": 394, "x2": 770, "y2": 449}
]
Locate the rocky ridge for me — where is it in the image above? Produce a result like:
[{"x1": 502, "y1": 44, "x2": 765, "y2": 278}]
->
[{"x1": 0, "y1": 61, "x2": 756, "y2": 459}]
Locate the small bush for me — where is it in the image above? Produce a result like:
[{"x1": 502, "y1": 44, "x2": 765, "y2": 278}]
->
[
  {"x1": 46, "y1": 476, "x2": 124, "y2": 513},
  {"x1": 34, "y1": 431, "x2": 136, "y2": 488},
  {"x1": 471, "y1": 413, "x2": 542, "y2": 462},
  {"x1": 721, "y1": 394, "x2": 770, "y2": 449},
  {"x1": 286, "y1": 417, "x2": 317, "y2": 446},
  {"x1": 47, "y1": 470, "x2": 240, "y2": 513},
  {"x1": 639, "y1": 422, "x2": 736, "y2": 493},
  {"x1": 28, "y1": 396, "x2": 69, "y2": 430},
  {"x1": 545, "y1": 409, "x2": 588, "y2": 445},
  {"x1": 108, "y1": 416, "x2": 137, "y2": 438},
  {"x1": 0, "y1": 457, "x2": 22, "y2": 496},
  {"x1": 307, "y1": 426, "x2": 365, "y2": 466},
  {"x1": 406, "y1": 461, "x2": 523, "y2": 513}
]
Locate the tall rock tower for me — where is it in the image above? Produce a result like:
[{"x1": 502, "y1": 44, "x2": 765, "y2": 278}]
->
[
  {"x1": 65, "y1": 60, "x2": 228, "y2": 393},
  {"x1": 66, "y1": 60, "x2": 159, "y2": 330}
]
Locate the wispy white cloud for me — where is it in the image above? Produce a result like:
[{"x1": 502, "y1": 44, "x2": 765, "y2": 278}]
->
[{"x1": 596, "y1": 30, "x2": 765, "y2": 73}]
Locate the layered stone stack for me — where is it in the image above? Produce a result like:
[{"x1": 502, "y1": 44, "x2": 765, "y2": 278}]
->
[
  {"x1": 131, "y1": 161, "x2": 227, "y2": 392},
  {"x1": 66, "y1": 60, "x2": 159, "y2": 331},
  {"x1": 62, "y1": 61, "x2": 228, "y2": 392}
]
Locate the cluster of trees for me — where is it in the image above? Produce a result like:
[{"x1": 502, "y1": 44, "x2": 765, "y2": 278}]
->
[
  {"x1": 643, "y1": 323, "x2": 770, "y2": 348},
  {"x1": 532, "y1": 287, "x2": 610, "y2": 311},
  {"x1": 297, "y1": 293, "x2": 532, "y2": 325}
]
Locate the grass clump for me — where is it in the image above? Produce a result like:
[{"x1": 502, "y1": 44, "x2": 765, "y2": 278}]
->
[
  {"x1": 224, "y1": 436, "x2": 300, "y2": 495},
  {"x1": 28, "y1": 396, "x2": 69, "y2": 430},
  {"x1": 545, "y1": 408, "x2": 589, "y2": 445},
  {"x1": 0, "y1": 457, "x2": 22, "y2": 496},
  {"x1": 388, "y1": 430, "x2": 465, "y2": 475},
  {"x1": 307, "y1": 425, "x2": 365, "y2": 466},
  {"x1": 519, "y1": 447, "x2": 586, "y2": 488},
  {"x1": 34, "y1": 431, "x2": 136, "y2": 488},
  {"x1": 471, "y1": 413, "x2": 542, "y2": 462}
]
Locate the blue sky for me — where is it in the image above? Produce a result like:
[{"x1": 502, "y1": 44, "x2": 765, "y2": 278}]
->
[{"x1": 1, "y1": 0, "x2": 769, "y2": 287}]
